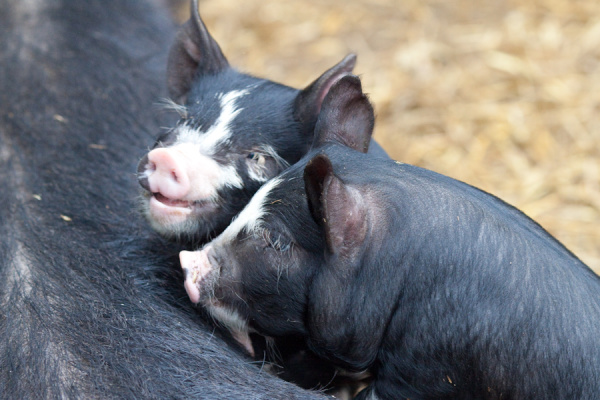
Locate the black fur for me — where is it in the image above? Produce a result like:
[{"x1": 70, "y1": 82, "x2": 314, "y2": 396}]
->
[
  {"x1": 185, "y1": 76, "x2": 600, "y2": 399},
  {"x1": 0, "y1": 0, "x2": 326, "y2": 398}
]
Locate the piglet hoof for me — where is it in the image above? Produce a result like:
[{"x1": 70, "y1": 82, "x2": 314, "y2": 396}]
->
[{"x1": 180, "y1": 248, "x2": 212, "y2": 304}]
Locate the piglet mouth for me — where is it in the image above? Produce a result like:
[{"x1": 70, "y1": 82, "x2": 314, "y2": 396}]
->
[
  {"x1": 148, "y1": 192, "x2": 217, "y2": 216},
  {"x1": 153, "y1": 192, "x2": 193, "y2": 208}
]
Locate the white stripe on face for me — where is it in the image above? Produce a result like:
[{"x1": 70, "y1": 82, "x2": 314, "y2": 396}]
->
[
  {"x1": 176, "y1": 89, "x2": 249, "y2": 156},
  {"x1": 218, "y1": 178, "x2": 282, "y2": 244},
  {"x1": 207, "y1": 303, "x2": 254, "y2": 356}
]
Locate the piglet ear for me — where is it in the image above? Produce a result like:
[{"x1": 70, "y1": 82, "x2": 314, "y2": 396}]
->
[
  {"x1": 304, "y1": 154, "x2": 368, "y2": 258},
  {"x1": 167, "y1": 0, "x2": 229, "y2": 103},
  {"x1": 312, "y1": 75, "x2": 374, "y2": 153},
  {"x1": 294, "y1": 54, "x2": 357, "y2": 127}
]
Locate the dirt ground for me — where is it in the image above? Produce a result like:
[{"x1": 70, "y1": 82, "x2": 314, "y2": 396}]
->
[{"x1": 174, "y1": 0, "x2": 600, "y2": 273}]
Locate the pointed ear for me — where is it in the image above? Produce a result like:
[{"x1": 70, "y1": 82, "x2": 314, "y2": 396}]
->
[
  {"x1": 304, "y1": 154, "x2": 368, "y2": 258},
  {"x1": 293, "y1": 54, "x2": 357, "y2": 127},
  {"x1": 167, "y1": 0, "x2": 229, "y2": 103},
  {"x1": 304, "y1": 154, "x2": 384, "y2": 372},
  {"x1": 312, "y1": 75, "x2": 374, "y2": 153}
]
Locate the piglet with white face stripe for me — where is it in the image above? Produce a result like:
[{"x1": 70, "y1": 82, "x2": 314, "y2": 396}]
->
[
  {"x1": 136, "y1": 0, "x2": 385, "y2": 242},
  {"x1": 179, "y1": 75, "x2": 375, "y2": 361}
]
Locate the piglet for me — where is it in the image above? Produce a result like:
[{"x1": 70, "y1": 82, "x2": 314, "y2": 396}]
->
[
  {"x1": 181, "y1": 74, "x2": 600, "y2": 399},
  {"x1": 137, "y1": 0, "x2": 386, "y2": 244}
]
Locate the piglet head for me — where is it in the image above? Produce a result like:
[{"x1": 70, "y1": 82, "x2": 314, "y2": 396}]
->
[{"x1": 138, "y1": 1, "x2": 359, "y2": 244}]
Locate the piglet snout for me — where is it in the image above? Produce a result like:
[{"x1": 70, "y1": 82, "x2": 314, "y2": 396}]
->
[
  {"x1": 143, "y1": 148, "x2": 191, "y2": 200},
  {"x1": 180, "y1": 247, "x2": 213, "y2": 304}
]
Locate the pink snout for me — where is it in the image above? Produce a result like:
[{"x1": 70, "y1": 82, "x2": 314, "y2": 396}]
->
[
  {"x1": 180, "y1": 248, "x2": 213, "y2": 304},
  {"x1": 145, "y1": 148, "x2": 191, "y2": 200}
]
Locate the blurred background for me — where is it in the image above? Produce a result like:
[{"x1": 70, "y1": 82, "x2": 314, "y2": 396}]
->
[{"x1": 173, "y1": 0, "x2": 600, "y2": 273}]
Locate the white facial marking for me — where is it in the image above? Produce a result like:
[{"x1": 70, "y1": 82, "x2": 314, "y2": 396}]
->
[
  {"x1": 161, "y1": 89, "x2": 252, "y2": 196},
  {"x1": 215, "y1": 163, "x2": 244, "y2": 190},
  {"x1": 208, "y1": 304, "x2": 249, "y2": 335},
  {"x1": 207, "y1": 303, "x2": 254, "y2": 355},
  {"x1": 176, "y1": 89, "x2": 249, "y2": 155},
  {"x1": 218, "y1": 178, "x2": 282, "y2": 244}
]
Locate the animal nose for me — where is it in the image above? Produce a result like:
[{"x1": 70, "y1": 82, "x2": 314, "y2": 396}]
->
[
  {"x1": 142, "y1": 148, "x2": 190, "y2": 199},
  {"x1": 180, "y1": 247, "x2": 214, "y2": 304}
]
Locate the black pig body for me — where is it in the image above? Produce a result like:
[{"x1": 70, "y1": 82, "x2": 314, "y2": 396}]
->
[
  {"x1": 0, "y1": 0, "x2": 326, "y2": 398},
  {"x1": 181, "y1": 76, "x2": 600, "y2": 399},
  {"x1": 137, "y1": 0, "x2": 387, "y2": 244}
]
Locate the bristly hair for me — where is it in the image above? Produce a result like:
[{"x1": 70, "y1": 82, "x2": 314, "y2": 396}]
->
[
  {"x1": 259, "y1": 144, "x2": 291, "y2": 171},
  {"x1": 156, "y1": 98, "x2": 188, "y2": 119},
  {"x1": 246, "y1": 145, "x2": 291, "y2": 182}
]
